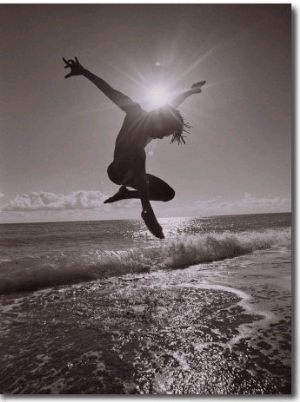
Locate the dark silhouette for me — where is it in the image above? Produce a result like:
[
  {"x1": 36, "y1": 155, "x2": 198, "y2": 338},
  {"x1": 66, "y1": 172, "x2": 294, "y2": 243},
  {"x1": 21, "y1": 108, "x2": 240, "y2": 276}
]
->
[{"x1": 63, "y1": 57, "x2": 205, "y2": 238}]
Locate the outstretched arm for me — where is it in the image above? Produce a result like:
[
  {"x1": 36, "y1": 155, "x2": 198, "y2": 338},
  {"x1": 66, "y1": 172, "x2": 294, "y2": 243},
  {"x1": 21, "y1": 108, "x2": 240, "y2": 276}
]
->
[
  {"x1": 63, "y1": 57, "x2": 138, "y2": 113},
  {"x1": 170, "y1": 81, "x2": 206, "y2": 109}
]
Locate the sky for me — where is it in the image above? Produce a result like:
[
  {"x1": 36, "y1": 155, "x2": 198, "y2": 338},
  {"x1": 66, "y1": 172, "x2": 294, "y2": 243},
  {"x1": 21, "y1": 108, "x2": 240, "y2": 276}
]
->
[{"x1": 0, "y1": 3, "x2": 292, "y2": 223}]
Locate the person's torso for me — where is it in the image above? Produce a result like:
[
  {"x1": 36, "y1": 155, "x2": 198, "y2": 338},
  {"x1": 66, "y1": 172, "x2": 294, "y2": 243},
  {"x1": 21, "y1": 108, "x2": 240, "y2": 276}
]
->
[{"x1": 114, "y1": 105, "x2": 151, "y2": 159}]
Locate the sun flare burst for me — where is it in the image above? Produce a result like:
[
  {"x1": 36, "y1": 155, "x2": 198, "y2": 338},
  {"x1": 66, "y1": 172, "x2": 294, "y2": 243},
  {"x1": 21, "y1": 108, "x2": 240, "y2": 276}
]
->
[{"x1": 147, "y1": 85, "x2": 172, "y2": 109}]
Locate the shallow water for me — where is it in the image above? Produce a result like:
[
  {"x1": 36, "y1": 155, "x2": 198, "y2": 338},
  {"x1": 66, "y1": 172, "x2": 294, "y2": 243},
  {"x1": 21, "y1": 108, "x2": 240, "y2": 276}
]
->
[
  {"x1": 0, "y1": 213, "x2": 292, "y2": 394},
  {"x1": 0, "y1": 214, "x2": 291, "y2": 294}
]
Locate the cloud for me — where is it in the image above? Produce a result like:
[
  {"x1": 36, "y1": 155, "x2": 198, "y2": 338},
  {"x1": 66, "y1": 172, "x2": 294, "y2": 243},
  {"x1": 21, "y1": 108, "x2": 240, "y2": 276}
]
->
[
  {"x1": 2, "y1": 191, "x2": 110, "y2": 211},
  {"x1": 0, "y1": 190, "x2": 141, "y2": 223},
  {"x1": 192, "y1": 193, "x2": 291, "y2": 215},
  {"x1": 2, "y1": 190, "x2": 141, "y2": 219},
  {"x1": 0, "y1": 191, "x2": 291, "y2": 224},
  {"x1": 0, "y1": 192, "x2": 4, "y2": 198}
]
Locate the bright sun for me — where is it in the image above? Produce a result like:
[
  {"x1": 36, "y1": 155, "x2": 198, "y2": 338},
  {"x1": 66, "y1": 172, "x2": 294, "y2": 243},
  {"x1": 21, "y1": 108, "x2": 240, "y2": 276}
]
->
[{"x1": 147, "y1": 85, "x2": 172, "y2": 109}]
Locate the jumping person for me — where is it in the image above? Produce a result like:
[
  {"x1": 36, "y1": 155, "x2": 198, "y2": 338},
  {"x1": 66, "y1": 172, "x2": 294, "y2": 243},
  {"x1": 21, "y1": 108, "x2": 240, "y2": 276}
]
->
[{"x1": 63, "y1": 57, "x2": 205, "y2": 239}]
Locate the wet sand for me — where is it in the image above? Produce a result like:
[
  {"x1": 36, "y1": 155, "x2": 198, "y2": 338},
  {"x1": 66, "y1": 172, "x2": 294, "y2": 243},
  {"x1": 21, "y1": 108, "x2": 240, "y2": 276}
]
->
[{"x1": 0, "y1": 251, "x2": 291, "y2": 395}]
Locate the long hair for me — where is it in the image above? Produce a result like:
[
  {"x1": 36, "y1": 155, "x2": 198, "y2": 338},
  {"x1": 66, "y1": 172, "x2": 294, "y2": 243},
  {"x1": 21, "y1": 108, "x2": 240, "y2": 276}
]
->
[
  {"x1": 168, "y1": 109, "x2": 192, "y2": 145},
  {"x1": 164, "y1": 107, "x2": 192, "y2": 145},
  {"x1": 150, "y1": 106, "x2": 192, "y2": 145}
]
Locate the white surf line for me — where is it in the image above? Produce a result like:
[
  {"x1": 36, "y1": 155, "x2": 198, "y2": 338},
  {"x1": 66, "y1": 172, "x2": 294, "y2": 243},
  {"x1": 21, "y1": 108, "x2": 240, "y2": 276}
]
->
[{"x1": 172, "y1": 282, "x2": 275, "y2": 351}]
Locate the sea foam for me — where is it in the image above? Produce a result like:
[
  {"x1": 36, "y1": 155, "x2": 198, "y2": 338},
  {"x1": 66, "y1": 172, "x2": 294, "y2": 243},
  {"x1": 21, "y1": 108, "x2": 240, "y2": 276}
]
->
[{"x1": 0, "y1": 228, "x2": 290, "y2": 294}]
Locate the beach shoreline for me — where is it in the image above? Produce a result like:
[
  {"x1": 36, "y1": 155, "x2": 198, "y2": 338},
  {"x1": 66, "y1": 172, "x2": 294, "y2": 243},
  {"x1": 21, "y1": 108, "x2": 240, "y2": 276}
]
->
[{"x1": 0, "y1": 248, "x2": 291, "y2": 395}]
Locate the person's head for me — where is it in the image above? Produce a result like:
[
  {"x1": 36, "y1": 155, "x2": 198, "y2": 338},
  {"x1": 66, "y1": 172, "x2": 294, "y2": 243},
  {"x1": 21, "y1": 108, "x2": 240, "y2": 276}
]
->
[{"x1": 146, "y1": 106, "x2": 191, "y2": 144}]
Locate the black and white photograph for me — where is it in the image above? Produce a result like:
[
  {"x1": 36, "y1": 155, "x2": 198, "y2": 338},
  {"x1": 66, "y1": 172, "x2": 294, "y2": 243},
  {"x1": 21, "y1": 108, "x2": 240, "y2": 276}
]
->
[{"x1": 0, "y1": 3, "x2": 292, "y2": 395}]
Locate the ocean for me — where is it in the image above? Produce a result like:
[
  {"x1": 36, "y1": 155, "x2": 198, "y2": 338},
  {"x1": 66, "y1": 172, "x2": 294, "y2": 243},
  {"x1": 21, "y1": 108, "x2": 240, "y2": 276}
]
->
[{"x1": 0, "y1": 213, "x2": 292, "y2": 394}]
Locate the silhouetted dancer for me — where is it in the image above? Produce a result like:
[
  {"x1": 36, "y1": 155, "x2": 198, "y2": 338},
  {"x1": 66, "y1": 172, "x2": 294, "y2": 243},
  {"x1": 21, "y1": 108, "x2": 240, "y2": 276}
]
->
[{"x1": 63, "y1": 57, "x2": 206, "y2": 239}]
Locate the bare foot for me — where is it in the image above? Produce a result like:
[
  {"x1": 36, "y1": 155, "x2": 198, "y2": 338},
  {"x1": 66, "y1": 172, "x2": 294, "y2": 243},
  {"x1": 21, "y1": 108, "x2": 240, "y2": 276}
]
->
[
  {"x1": 104, "y1": 186, "x2": 128, "y2": 204},
  {"x1": 141, "y1": 210, "x2": 164, "y2": 239}
]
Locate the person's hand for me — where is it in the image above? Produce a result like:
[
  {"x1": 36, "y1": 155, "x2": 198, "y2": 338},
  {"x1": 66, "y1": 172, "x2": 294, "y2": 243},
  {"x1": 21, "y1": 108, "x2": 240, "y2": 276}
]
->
[
  {"x1": 63, "y1": 57, "x2": 84, "y2": 78},
  {"x1": 190, "y1": 81, "x2": 206, "y2": 94}
]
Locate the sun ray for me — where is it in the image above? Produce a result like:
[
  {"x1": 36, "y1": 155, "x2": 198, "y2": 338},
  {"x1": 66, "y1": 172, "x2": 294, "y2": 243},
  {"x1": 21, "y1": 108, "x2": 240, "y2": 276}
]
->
[
  {"x1": 107, "y1": 62, "x2": 146, "y2": 91},
  {"x1": 177, "y1": 45, "x2": 218, "y2": 82},
  {"x1": 178, "y1": 20, "x2": 265, "y2": 83}
]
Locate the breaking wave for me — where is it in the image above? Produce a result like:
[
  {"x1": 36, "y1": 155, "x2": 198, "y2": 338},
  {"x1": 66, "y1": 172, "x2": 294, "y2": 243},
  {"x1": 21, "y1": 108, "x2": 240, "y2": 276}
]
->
[{"x1": 0, "y1": 228, "x2": 290, "y2": 295}]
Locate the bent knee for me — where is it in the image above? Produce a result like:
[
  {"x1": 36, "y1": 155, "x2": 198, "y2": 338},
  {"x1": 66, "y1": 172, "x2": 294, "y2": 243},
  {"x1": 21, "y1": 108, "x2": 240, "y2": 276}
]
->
[{"x1": 163, "y1": 187, "x2": 175, "y2": 202}]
